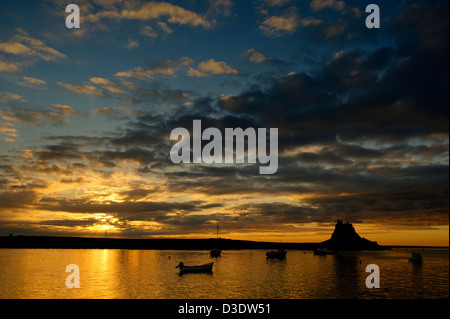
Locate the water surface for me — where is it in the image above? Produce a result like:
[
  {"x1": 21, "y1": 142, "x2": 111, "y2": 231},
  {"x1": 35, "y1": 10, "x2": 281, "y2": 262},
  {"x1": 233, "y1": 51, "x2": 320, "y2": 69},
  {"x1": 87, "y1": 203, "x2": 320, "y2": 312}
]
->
[{"x1": 0, "y1": 249, "x2": 448, "y2": 299}]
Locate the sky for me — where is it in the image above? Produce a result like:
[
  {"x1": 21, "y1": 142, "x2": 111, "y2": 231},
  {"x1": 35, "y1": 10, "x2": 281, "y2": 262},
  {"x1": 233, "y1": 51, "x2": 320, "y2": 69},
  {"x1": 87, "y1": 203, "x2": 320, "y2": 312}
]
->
[{"x1": 0, "y1": 0, "x2": 448, "y2": 246}]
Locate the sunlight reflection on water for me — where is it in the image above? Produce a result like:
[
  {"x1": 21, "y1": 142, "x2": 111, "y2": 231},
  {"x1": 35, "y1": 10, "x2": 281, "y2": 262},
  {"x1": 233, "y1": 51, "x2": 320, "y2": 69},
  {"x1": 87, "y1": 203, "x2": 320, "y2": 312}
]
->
[{"x1": 0, "y1": 248, "x2": 448, "y2": 299}]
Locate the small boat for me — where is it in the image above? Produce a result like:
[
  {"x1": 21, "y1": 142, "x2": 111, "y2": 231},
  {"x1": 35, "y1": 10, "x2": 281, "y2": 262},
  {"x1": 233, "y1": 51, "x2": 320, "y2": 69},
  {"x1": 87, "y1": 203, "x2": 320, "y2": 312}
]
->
[
  {"x1": 408, "y1": 251, "x2": 423, "y2": 263},
  {"x1": 210, "y1": 248, "x2": 222, "y2": 257},
  {"x1": 176, "y1": 262, "x2": 213, "y2": 274},
  {"x1": 313, "y1": 248, "x2": 337, "y2": 255},
  {"x1": 210, "y1": 223, "x2": 222, "y2": 257},
  {"x1": 266, "y1": 249, "x2": 287, "y2": 259}
]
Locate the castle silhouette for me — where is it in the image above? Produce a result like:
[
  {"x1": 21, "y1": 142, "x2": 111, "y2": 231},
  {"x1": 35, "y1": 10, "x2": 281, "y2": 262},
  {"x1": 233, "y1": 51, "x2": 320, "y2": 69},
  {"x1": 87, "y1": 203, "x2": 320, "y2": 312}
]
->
[{"x1": 319, "y1": 219, "x2": 383, "y2": 250}]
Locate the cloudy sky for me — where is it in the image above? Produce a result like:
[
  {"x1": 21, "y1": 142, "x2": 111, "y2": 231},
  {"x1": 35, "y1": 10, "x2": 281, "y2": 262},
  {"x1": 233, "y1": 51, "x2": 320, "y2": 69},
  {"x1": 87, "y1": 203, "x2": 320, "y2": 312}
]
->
[{"x1": 0, "y1": 0, "x2": 448, "y2": 245}]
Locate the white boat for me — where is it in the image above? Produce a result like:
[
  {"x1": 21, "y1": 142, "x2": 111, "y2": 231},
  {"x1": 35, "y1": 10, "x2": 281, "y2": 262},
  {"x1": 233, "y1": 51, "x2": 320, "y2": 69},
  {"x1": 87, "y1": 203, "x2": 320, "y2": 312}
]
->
[
  {"x1": 408, "y1": 251, "x2": 423, "y2": 263},
  {"x1": 176, "y1": 262, "x2": 213, "y2": 274}
]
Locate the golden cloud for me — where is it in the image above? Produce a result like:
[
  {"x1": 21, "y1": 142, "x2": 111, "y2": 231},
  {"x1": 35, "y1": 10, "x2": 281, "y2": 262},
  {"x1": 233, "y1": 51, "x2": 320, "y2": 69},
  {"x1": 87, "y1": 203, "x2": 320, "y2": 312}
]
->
[{"x1": 188, "y1": 59, "x2": 242, "y2": 77}]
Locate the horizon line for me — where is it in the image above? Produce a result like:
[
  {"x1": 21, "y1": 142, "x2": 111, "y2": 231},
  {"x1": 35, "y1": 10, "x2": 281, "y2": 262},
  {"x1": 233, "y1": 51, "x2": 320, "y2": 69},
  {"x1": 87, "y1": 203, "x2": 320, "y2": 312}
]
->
[{"x1": 2, "y1": 234, "x2": 448, "y2": 249}]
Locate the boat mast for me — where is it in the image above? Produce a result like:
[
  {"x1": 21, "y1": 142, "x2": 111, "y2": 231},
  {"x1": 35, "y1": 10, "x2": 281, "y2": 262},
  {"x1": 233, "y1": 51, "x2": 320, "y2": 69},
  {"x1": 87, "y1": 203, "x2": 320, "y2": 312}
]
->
[{"x1": 217, "y1": 223, "x2": 219, "y2": 240}]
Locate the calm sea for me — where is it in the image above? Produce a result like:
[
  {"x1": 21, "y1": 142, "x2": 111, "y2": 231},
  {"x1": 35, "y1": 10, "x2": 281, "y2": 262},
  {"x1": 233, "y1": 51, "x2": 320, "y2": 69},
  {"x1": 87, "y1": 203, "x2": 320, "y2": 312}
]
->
[{"x1": 0, "y1": 248, "x2": 448, "y2": 299}]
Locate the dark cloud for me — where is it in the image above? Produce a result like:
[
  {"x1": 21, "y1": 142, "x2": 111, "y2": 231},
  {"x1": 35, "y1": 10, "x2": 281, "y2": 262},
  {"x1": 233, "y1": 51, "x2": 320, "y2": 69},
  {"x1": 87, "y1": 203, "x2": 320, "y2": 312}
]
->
[
  {"x1": 0, "y1": 190, "x2": 38, "y2": 209},
  {"x1": 60, "y1": 177, "x2": 85, "y2": 184},
  {"x1": 222, "y1": 43, "x2": 447, "y2": 147},
  {"x1": 36, "y1": 218, "x2": 101, "y2": 228},
  {"x1": 118, "y1": 188, "x2": 157, "y2": 201},
  {"x1": 36, "y1": 197, "x2": 208, "y2": 214}
]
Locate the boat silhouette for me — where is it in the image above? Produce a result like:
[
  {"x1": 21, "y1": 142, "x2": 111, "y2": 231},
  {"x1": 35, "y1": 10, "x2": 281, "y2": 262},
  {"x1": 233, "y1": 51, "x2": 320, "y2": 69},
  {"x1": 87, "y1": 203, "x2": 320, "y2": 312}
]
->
[
  {"x1": 176, "y1": 262, "x2": 214, "y2": 274},
  {"x1": 313, "y1": 248, "x2": 337, "y2": 255},
  {"x1": 210, "y1": 223, "x2": 222, "y2": 257},
  {"x1": 408, "y1": 251, "x2": 423, "y2": 263},
  {"x1": 266, "y1": 248, "x2": 287, "y2": 259}
]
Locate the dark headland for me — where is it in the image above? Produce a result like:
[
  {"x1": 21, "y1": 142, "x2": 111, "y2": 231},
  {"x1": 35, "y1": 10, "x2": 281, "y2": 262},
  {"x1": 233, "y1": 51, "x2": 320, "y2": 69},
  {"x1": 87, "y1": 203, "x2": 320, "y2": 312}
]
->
[
  {"x1": 0, "y1": 235, "x2": 319, "y2": 250},
  {"x1": 0, "y1": 220, "x2": 444, "y2": 250}
]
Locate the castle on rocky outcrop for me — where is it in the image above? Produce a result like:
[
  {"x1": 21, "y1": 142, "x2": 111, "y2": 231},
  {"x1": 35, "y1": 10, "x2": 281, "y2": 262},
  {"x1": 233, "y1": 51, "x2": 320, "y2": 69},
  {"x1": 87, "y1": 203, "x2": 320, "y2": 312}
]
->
[{"x1": 320, "y1": 219, "x2": 384, "y2": 250}]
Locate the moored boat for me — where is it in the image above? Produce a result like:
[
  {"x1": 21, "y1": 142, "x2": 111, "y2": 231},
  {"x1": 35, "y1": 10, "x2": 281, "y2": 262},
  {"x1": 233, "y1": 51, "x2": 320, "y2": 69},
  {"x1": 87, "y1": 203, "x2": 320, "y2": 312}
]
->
[
  {"x1": 210, "y1": 223, "x2": 222, "y2": 257},
  {"x1": 408, "y1": 251, "x2": 423, "y2": 263},
  {"x1": 210, "y1": 248, "x2": 222, "y2": 257},
  {"x1": 266, "y1": 249, "x2": 287, "y2": 259},
  {"x1": 176, "y1": 262, "x2": 214, "y2": 274},
  {"x1": 313, "y1": 248, "x2": 337, "y2": 255}
]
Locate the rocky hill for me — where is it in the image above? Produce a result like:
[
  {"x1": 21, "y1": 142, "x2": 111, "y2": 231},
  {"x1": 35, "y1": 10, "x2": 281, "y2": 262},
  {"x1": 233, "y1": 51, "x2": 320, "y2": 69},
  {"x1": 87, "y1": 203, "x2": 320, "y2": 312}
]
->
[{"x1": 320, "y1": 219, "x2": 384, "y2": 250}]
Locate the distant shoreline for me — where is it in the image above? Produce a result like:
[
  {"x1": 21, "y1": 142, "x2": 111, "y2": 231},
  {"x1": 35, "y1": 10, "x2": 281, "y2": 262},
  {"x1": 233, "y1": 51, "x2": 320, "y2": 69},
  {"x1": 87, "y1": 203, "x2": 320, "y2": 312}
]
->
[
  {"x1": 0, "y1": 235, "x2": 317, "y2": 250},
  {"x1": 0, "y1": 235, "x2": 447, "y2": 250}
]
